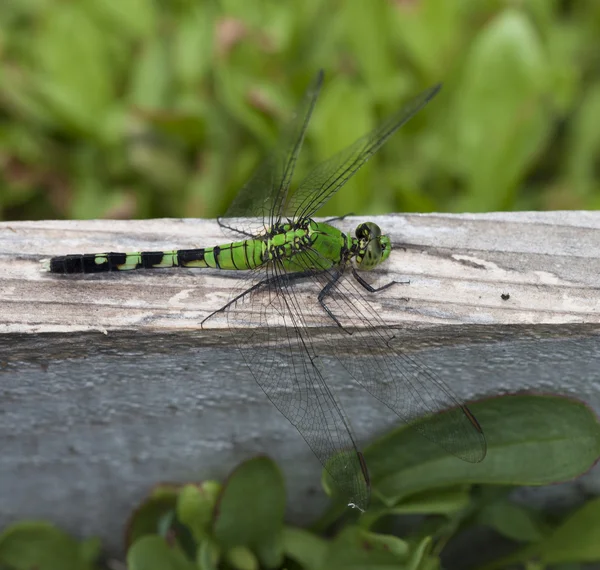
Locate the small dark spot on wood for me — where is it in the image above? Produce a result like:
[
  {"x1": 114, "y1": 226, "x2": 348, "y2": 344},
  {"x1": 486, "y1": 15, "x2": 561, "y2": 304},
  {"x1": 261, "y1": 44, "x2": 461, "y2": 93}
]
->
[{"x1": 501, "y1": 293, "x2": 510, "y2": 301}]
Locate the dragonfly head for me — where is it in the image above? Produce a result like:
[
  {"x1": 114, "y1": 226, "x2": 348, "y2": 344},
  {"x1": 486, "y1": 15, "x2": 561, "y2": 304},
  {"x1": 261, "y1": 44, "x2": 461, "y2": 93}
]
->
[{"x1": 354, "y1": 222, "x2": 392, "y2": 270}]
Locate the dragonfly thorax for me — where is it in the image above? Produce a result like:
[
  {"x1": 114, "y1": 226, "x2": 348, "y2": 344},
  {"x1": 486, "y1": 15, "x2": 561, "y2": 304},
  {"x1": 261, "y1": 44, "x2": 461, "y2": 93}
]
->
[
  {"x1": 263, "y1": 219, "x2": 314, "y2": 263},
  {"x1": 352, "y1": 222, "x2": 392, "y2": 271}
]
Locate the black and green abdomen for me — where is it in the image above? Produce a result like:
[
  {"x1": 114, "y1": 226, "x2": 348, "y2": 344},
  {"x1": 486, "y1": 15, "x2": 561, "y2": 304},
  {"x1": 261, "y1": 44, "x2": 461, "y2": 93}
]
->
[{"x1": 47, "y1": 239, "x2": 265, "y2": 274}]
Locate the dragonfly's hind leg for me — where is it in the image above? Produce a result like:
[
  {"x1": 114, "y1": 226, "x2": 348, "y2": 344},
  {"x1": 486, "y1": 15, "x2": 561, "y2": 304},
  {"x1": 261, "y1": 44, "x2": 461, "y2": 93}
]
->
[
  {"x1": 201, "y1": 269, "x2": 317, "y2": 328},
  {"x1": 216, "y1": 217, "x2": 254, "y2": 238},
  {"x1": 200, "y1": 278, "x2": 269, "y2": 328}
]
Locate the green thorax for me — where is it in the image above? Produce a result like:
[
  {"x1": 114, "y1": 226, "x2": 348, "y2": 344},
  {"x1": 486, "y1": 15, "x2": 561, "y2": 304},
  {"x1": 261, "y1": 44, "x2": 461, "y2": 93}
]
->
[{"x1": 192, "y1": 219, "x2": 391, "y2": 273}]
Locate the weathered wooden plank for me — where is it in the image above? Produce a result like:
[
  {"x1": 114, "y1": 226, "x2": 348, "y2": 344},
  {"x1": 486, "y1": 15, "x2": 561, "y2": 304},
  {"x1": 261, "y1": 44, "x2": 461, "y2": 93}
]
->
[{"x1": 1, "y1": 212, "x2": 599, "y2": 554}]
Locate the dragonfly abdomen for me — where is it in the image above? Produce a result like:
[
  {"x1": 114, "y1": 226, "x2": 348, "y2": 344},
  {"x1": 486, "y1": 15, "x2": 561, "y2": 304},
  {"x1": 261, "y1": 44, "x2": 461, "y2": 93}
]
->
[{"x1": 47, "y1": 239, "x2": 265, "y2": 274}]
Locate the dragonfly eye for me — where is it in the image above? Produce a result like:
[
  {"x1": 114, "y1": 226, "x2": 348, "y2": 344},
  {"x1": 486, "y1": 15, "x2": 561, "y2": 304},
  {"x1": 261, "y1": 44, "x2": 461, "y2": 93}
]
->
[{"x1": 355, "y1": 222, "x2": 382, "y2": 240}]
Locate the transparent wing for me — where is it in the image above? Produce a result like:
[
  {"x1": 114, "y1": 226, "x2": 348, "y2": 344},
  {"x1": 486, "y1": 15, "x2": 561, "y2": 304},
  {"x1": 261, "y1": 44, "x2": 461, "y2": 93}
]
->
[
  {"x1": 222, "y1": 260, "x2": 371, "y2": 510},
  {"x1": 294, "y1": 247, "x2": 487, "y2": 463},
  {"x1": 285, "y1": 84, "x2": 441, "y2": 220},
  {"x1": 219, "y1": 71, "x2": 324, "y2": 238}
]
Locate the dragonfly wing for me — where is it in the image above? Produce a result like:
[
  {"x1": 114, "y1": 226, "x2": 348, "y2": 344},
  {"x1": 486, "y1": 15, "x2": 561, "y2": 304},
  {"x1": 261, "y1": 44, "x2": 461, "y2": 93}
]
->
[
  {"x1": 285, "y1": 84, "x2": 441, "y2": 220},
  {"x1": 220, "y1": 71, "x2": 324, "y2": 238},
  {"x1": 223, "y1": 260, "x2": 371, "y2": 510},
  {"x1": 295, "y1": 248, "x2": 487, "y2": 463}
]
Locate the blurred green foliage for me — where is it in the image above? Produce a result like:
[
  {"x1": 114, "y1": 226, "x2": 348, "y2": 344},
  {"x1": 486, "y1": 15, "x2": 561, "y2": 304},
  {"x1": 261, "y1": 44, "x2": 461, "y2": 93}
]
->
[{"x1": 1, "y1": 0, "x2": 599, "y2": 222}]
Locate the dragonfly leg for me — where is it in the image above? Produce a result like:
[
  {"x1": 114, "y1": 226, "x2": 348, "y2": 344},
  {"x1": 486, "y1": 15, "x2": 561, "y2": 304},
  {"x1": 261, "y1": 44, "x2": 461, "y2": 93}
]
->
[
  {"x1": 200, "y1": 277, "x2": 272, "y2": 327},
  {"x1": 317, "y1": 271, "x2": 353, "y2": 334},
  {"x1": 216, "y1": 217, "x2": 255, "y2": 238},
  {"x1": 323, "y1": 213, "x2": 354, "y2": 224},
  {"x1": 201, "y1": 269, "x2": 317, "y2": 327},
  {"x1": 351, "y1": 267, "x2": 408, "y2": 293}
]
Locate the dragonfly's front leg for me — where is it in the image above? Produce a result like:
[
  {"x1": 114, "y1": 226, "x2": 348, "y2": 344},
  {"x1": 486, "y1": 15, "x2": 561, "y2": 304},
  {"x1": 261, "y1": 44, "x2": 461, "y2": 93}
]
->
[
  {"x1": 317, "y1": 270, "x2": 351, "y2": 333},
  {"x1": 351, "y1": 267, "x2": 408, "y2": 293}
]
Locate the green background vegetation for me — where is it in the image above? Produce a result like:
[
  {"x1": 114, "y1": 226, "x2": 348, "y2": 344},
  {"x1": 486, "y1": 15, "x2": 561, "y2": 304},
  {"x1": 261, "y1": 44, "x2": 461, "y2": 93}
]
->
[{"x1": 1, "y1": 0, "x2": 599, "y2": 222}]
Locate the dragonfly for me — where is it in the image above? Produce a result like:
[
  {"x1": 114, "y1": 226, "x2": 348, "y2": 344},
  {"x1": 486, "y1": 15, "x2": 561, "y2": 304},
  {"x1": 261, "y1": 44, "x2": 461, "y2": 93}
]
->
[{"x1": 47, "y1": 70, "x2": 486, "y2": 511}]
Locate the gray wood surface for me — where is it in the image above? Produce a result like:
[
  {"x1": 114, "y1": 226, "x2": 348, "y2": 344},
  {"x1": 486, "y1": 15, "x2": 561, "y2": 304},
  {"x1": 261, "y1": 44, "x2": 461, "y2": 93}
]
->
[{"x1": 1, "y1": 212, "x2": 599, "y2": 554}]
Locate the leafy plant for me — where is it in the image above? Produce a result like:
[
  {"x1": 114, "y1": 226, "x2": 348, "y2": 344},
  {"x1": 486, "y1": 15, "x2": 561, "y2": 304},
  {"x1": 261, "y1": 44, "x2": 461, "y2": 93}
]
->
[
  {"x1": 1, "y1": 1, "x2": 600, "y2": 222},
  {"x1": 0, "y1": 394, "x2": 599, "y2": 569}
]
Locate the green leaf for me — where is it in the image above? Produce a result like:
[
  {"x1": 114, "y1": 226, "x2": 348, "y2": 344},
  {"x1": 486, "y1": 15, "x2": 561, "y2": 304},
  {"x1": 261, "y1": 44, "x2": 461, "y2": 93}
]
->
[
  {"x1": 405, "y1": 536, "x2": 434, "y2": 570},
  {"x1": 565, "y1": 82, "x2": 600, "y2": 200},
  {"x1": 125, "y1": 483, "x2": 180, "y2": 548},
  {"x1": 451, "y1": 8, "x2": 551, "y2": 210},
  {"x1": 320, "y1": 526, "x2": 410, "y2": 570},
  {"x1": 537, "y1": 497, "x2": 600, "y2": 563},
  {"x1": 226, "y1": 545, "x2": 259, "y2": 570},
  {"x1": 87, "y1": 0, "x2": 156, "y2": 39},
  {"x1": 127, "y1": 36, "x2": 171, "y2": 109},
  {"x1": 212, "y1": 456, "x2": 286, "y2": 568},
  {"x1": 127, "y1": 535, "x2": 196, "y2": 570},
  {"x1": 176, "y1": 481, "x2": 221, "y2": 542},
  {"x1": 33, "y1": 3, "x2": 115, "y2": 135},
  {"x1": 359, "y1": 486, "x2": 472, "y2": 529},
  {"x1": 195, "y1": 538, "x2": 220, "y2": 570},
  {"x1": 309, "y1": 78, "x2": 373, "y2": 214},
  {"x1": 0, "y1": 521, "x2": 98, "y2": 570},
  {"x1": 484, "y1": 497, "x2": 600, "y2": 568},
  {"x1": 283, "y1": 527, "x2": 328, "y2": 570},
  {"x1": 78, "y1": 536, "x2": 102, "y2": 564},
  {"x1": 340, "y1": 2, "x2": 395, "y2": 95},
  {"x1": 173, "y1": 4, "x2": 214, "y2": 87},
  {"x1": 391, "y1": 0, "x2": 464, "y2": 78},
  {"x1": 477, "y1": 500, "x2": 547, "y2": 543},
  {"x1": 366, "y1": 395, "x2": 600, "y2": 506}
]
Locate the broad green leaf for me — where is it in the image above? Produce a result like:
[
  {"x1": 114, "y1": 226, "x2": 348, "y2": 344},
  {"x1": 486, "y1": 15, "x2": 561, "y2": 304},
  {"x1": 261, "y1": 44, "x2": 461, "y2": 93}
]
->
[
  {"x1": 309, "y1": 78, "x2": 373, "y2": 214},
  {"x1": 212, "y1": 456, "x2": 285, "y2": 568},
  {"x1": 78, "y1": 536, "x2": 102, "y2": 564},
  {"x1": 127, "y1": 535, "x2": 196, "y2": 570},
  {"x1": 391, "y1": 0, "x2": 464, "y2": 78},
  {"x1": 320, "y1": 526, "x2": 410, "y2": 570},
  {"x1": 87, "y1": 0, "x2": 156, "y2": 38},
  {"x1": 565, "y1": 82, "x2": 600, "y2": 200},
  {"x1": 176, "y1": 481, "x2": 221, "y2": 542},
  {"x1": 173, "y1": 4, "x2": 214, "y2": 87},
  {"x1": 366, "y1": 395, "x2": 600, "y2": 506},
  {"x1": 283, "y1": 527, "x2": 328, "y2": 570},
  {"x1": 476, "y1": 500, "x2": 547, "y2": 543},
  {"x1": 451, "y1": 9, "x2": 550, "y2": 211},
  {"x1": 127, "y1": 36, "x2": 171, "y2": 109},
  {"x1": 537, "y1": 497, "x2": 600, "y2": 563},
  {"x1": 341, "y1": 2, "x2": 395, "y2": 95},
  {"x1": 125, "y1": 483, "x2": 180, "y2": 548},
  {"x1": 359, "y1": 486, "x2": 472, "y2": 529},
  {"x1": 484, "y1": 497, "x2": 600, "y2": 568},
  {"x1": 226, "y1": 545, "x2": 259, "y2": 570},
  {"x1": 0, "y1": 521, "x2": 97, "y2": 570},
  {"x1": 33, "y1": 3, "x2": 115, "y2": 135}
]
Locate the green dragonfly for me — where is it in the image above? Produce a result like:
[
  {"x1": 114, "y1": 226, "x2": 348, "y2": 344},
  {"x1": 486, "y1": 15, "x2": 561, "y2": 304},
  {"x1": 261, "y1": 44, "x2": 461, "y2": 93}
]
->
[{"x1": 47, "y1": 71, "x2": 486, "y2": 511}]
